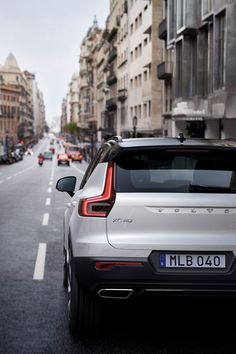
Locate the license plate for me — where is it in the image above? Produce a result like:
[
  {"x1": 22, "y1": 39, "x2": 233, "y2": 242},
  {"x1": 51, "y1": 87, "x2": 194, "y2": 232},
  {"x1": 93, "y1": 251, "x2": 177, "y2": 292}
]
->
[{"x1": 159, "y1": 254, "x2": 226, "y2": 269}]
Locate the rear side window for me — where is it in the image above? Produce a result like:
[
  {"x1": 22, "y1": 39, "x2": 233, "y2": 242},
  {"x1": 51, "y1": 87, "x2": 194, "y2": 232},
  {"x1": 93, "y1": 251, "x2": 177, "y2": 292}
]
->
[{"x1": 115, "y1": 148, "x2": 236, "y2": 193}]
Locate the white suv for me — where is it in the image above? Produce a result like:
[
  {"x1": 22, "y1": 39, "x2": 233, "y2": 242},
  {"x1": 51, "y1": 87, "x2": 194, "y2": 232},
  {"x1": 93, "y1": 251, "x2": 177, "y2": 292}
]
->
[{"x1": 56, "y1": 136, "x2": 236, "y2": 335}]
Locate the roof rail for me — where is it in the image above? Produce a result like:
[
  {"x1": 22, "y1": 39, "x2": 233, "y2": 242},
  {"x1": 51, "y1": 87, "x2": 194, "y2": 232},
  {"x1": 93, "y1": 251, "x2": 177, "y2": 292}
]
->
[
  {"x1": 109, "y1": 136, "x2": 123, "y2": 143},
  {"x1": 176, "y1": 133, "x2": 186, "y2": 143}
]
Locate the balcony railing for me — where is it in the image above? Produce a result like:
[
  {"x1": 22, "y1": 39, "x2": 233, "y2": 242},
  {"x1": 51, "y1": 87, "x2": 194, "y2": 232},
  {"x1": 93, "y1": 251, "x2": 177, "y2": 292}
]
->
[
  {"x1": 124, "y1": 0, "x2": 128, "y2": 14},
  {"x1": 107, "y1": 47, "x2": 117, "y2": 64},
  {"x1": 157, "y1": 61, "x2": 172, "y2": 81},
  {"x1": 107, "y1": 27, "x2": 117, "y2": 43},
  {"x1": 117, "y1": 89, "x2": 127, "y2": 102},
  {"x1": 106, "y1": 98, "x2": 117, "y2": 112},
  {"x1": 158, "y1": 18, "x2": 167, "y2": 40},
  {"x1": 106, "y1": 72, "x2": 117, "y2": 86}
]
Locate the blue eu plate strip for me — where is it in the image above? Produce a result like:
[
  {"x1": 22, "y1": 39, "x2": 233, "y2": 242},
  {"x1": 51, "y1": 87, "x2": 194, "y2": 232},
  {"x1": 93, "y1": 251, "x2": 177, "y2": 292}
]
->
[{"x1": 159, "y1": 254, "x2": 166, "y2": 268}]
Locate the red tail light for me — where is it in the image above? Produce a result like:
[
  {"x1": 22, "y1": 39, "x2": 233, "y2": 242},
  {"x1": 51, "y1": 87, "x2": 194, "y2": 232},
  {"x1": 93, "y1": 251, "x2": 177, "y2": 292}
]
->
[{"x1": 79, "y1": 164, "x2": 115, "y2": 217}]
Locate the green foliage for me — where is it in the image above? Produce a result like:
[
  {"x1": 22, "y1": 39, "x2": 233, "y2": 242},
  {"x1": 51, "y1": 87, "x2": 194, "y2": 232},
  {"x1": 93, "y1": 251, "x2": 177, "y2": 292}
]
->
[{"x1": 62, "y1": 122, "x2": 80, "y2": 136}]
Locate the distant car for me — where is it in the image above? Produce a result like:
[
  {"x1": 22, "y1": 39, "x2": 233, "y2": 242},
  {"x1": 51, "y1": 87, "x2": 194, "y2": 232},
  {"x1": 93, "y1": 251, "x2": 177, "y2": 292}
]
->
[
  {"x1": 49, "y1": 147, "x2": 55, "y2": 154},
  {"x1": 66, "y1": 145, "x2": 83, "y2": 163},
  {"x1": 57, "y1": 152, "x2": 70, "y2": 166},
  {"x1": 43, "y1": 151, "x2": 53, "y2": 160},
  {"x1": 56, "y1": 135, "x2": 236, "y2": 336}
]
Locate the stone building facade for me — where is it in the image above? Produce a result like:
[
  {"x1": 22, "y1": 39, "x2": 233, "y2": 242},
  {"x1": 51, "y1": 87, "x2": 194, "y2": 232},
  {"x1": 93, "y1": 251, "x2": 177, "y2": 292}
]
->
[
  {"x1": 159, "y1": 0, "x2": 236, "y2": 139},
  {"x1": 0, "y1": 53, "x2": 45, "y2": 153},
  {"x1": 62, "y1": 0, "x2": 167, "y2": 141}
]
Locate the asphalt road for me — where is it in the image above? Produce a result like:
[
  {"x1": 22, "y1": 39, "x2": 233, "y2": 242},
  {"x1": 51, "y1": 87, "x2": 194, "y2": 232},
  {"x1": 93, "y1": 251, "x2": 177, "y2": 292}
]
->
[{"x1": 1, "y1": 138, "x2": 236, "y2": 354}]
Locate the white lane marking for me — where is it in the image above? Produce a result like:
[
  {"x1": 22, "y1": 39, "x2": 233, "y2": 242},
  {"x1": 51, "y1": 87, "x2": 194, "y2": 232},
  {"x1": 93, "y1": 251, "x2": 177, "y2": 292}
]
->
[
  {"x1": 45, "y1": 198, "x2": 51, "y2": 206},
  {"x1": 6, "y1": 176, "x2": 12, "y2": 180},
  {"x1": 49, "y1": 181, "x2": 53, "y2": 186},
  {"x1": 48, "y1": 187, "x2": 52, "y2": 193},
  {"x1": 70, "y1": 162, "x2": 85, "y2": 175},
  {"x1": 42, "y1": 213, "x2": 49, "y2": 225},
  {"x1": 50, "y1": 155, "x2": 55, "y2": 181},
  {"x1": 33, "y1": 243, "x2": 47, "y2": 280}
]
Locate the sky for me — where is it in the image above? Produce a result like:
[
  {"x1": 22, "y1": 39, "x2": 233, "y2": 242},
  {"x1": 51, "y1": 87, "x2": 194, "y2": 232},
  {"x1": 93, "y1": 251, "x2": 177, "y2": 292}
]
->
[{"x1": 0, "y1": 0, "x2": 109, "y2": 127}]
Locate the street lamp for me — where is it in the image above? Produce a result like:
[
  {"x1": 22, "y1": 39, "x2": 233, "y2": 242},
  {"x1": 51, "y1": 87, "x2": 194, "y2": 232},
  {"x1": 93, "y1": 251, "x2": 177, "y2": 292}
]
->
[{"x1": 132, "y1": 116, "x2": 138, "y2": 138}]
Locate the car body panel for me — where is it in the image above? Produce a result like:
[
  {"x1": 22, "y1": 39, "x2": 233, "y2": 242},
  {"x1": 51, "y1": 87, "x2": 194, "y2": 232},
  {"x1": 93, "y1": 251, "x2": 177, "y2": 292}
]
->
[
  {"x1": 79, "y1": 162, "x2": 107, "y2": 199},
  {"x1": 106, "y1": 193, "x2": 236, "y2": 250},
  {"x1": 66, "y1": 144, "x2": 83, "y2": 161},
  {"x1": 44, "y1": 151, "x2": 53, "y2": 160},
  {"x1": 57, "y1": 137, "x2": 236, "y2": 300},
  {"x1": 57, "y1": 153, "x2": 70, "y2": 165}
]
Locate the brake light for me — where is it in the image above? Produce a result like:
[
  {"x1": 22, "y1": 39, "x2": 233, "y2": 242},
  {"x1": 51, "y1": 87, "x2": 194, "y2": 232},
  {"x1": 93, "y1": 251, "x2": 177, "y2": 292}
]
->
[{"x1": 79, "y1": 164, "x2": 115, "y2": 217}]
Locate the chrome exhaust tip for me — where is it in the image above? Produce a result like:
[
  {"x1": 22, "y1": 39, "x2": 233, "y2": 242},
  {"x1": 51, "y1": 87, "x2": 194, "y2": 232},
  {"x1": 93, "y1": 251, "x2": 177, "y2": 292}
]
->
[{"x1": 98, "y1": 288, "x2": 133, "y2": 299}]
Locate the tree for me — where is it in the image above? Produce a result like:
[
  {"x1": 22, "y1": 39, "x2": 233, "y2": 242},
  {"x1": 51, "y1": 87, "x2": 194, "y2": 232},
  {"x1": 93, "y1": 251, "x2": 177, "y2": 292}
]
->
[{"x1": 62, "y1": 122, "x2": 80, "y2": 137}]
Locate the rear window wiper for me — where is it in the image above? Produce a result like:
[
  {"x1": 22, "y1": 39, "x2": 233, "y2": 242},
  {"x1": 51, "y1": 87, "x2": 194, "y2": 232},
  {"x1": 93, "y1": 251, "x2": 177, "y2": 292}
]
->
[{"x1": 189, "y1": 184, "x2": 236, "y2": 193}]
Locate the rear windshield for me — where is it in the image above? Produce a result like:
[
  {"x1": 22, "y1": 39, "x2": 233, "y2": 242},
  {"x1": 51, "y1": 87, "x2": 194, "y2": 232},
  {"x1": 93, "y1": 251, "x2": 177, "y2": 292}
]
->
[
  {"x1": 68, "y1": 147, "x2": 80, "y2": 152},
  {"x1": 115, "y1": 148, "x2": 236, "y2": 193},
  {"x1": 67, "y1": 146, "x2": 81, "y2": 152}
]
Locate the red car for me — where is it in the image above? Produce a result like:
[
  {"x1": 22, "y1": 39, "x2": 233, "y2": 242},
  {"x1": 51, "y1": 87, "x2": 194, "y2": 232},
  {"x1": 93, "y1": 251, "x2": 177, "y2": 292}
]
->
[
  {"x1": 57, "y1": 153, "x2": 70, "y2": 166},
  {"x1": 49, "y1": 147, "x2": 55, "y2": 154},
  {"x1": 66, "y1": 145, "x2": 83, "y2": 163}
]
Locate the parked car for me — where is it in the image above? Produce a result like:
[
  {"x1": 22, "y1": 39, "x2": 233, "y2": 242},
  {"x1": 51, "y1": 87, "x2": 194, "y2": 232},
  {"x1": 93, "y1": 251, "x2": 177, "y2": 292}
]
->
[
  {"x1": 14, "y1": 143, "x2": 25, "y2": 159},
  {"x1": 56, "y1": 135, "x2": 236, "y2": 336},
  {"x1": 14, "y1": 148, "x2": 24, "y2": 161},
  {"x1": 43, "y1": 151, "x2": 53, "y2": 160},
  {"x1": 0, "y1": 153, "x2": 15, "y2": 164},
  {"x1": 57, "y1": 152, "x2": 70, "y2": 166},
  {"x1": 11, "y1": 150, "x2": 22, "y2": 162}
]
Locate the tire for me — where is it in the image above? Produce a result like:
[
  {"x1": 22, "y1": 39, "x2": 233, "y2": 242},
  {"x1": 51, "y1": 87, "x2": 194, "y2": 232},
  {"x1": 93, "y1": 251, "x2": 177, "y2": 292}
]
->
[{"x1": 68, "y1": 246, "x2": 101, "y2": 335}]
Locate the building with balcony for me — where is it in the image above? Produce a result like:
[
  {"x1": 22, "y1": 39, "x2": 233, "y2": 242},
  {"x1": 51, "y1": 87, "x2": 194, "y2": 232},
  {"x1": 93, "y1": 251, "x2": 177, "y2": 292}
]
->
[
  {"x1": 60, "y1": 98, "x2": 67, "y2": 130},
  {"x1": 0, "y1": 84, "x2": 20, "y2": 154},
  {"x1": 127, "y1": 0, "x2": 163, "y2": 137},
  {"x1": 78, "y1": 18, "x2": 103, "y2": 142},
  {"x1": 24, "y1": 70, "x2": 46, "y2": 140},
  {"x1": 116, "y1": 0, "x2": 129, "y2": 137},
  {"x1": 160, "y1": 0, "x2": 236, "y2": 139},
  {"x1": 101, "y1": 0, "x2": 120, "y2": 140},
  {"x1": 94, "y1": 28, "x2": 108, "y2": 142},
  {"x1": 68, "y1": 73, "x2": 80, "y2": 125},
  {"x1": 0, "y1": 53, "x2": 41, "y2": 150}
]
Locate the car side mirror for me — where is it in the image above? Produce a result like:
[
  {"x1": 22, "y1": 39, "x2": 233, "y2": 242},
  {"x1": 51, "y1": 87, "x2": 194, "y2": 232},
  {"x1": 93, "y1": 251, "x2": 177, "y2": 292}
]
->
[{"x1": 56, "y1": 176, "x2": 76, "y2": 197}]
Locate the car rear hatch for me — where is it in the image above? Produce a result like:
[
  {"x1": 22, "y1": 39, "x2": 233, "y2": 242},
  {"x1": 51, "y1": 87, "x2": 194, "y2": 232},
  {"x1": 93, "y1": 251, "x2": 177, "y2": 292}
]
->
[{"x1": 106, "y1": 146, "x2": 236, "y2": 250}]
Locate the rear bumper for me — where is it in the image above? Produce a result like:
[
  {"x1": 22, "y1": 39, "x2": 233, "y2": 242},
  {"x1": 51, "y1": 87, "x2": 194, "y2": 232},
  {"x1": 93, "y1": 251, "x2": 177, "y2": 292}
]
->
[
  {"x1": 58, "y1": 160, "x2": 69, "y2": 163},
  {"x1": 72, "y1": 254, "x2": 236, "y2": 299},
  {"x1": 71, "y1": 157, "x2": 82, "y2": 161}
]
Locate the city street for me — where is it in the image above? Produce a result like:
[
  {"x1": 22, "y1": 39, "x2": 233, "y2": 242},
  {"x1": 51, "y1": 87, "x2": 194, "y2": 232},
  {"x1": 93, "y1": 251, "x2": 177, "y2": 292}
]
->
[
  {"x1": 1, "y1": 0, "x2": 236, "y2": 352},
  {"x1": 0, "y1": 138, "x2": 236, "y2": 353}
]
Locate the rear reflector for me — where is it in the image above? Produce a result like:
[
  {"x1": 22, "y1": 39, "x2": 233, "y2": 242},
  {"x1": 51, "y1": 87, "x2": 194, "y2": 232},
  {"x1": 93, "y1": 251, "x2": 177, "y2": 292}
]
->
[
  {"x1": 79, "y1": 164, "x2": 115, "y2": 217},
  {"x1": 95, "y1": 261, "x2": 144, "y2": 271}
]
